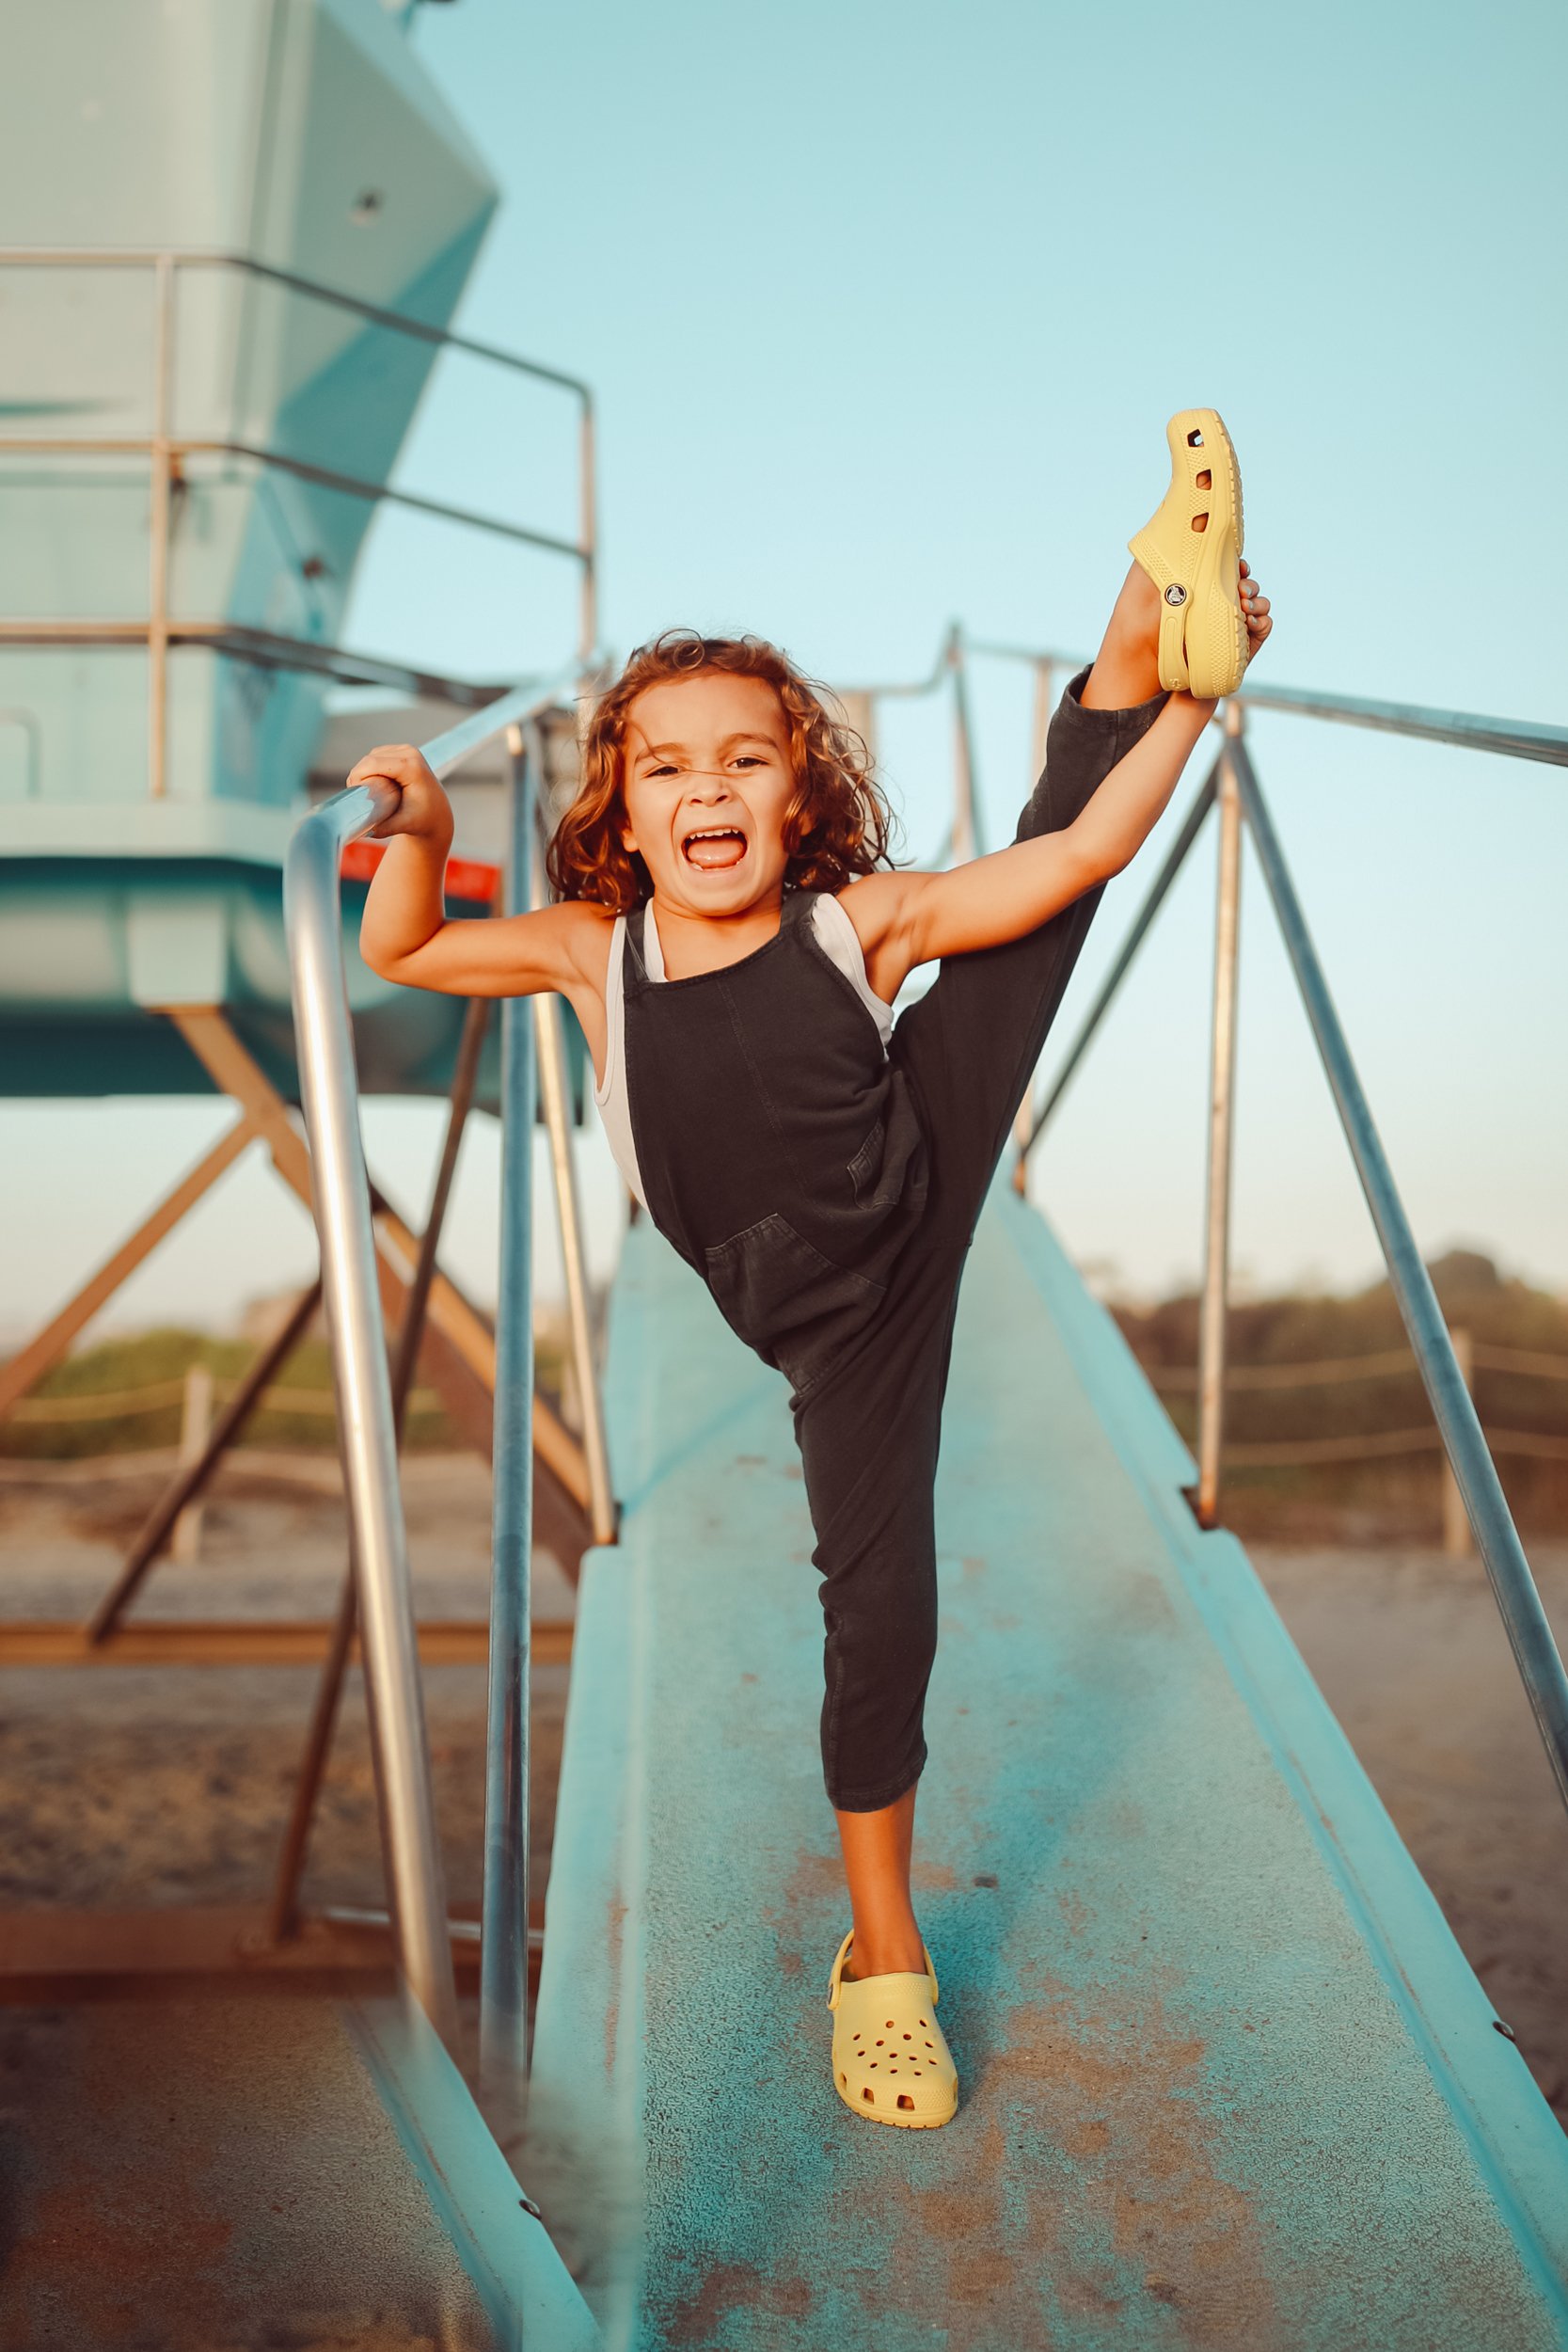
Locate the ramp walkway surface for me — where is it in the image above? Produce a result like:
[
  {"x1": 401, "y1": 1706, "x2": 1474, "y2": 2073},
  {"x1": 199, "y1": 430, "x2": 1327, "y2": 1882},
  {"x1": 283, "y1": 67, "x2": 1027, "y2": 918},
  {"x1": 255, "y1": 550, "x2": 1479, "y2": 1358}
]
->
[{"x1": 531, "y1": 1187, "x2": 1568, "y2": 2352}]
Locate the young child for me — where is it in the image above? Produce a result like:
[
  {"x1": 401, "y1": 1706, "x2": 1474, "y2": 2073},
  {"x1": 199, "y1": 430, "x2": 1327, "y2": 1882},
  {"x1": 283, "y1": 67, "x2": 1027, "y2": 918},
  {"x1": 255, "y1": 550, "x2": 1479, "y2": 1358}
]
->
[{"x1": 353, "y1": 409, "x2": 1272, "y2": 2132}]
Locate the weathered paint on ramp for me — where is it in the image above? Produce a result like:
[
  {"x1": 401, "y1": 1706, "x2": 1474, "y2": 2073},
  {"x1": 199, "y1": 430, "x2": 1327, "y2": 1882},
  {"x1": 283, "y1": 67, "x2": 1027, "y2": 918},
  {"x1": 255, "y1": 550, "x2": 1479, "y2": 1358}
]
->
[{"x1": 530, "y1": 1187, "x2": 1568, "y2": 2350}]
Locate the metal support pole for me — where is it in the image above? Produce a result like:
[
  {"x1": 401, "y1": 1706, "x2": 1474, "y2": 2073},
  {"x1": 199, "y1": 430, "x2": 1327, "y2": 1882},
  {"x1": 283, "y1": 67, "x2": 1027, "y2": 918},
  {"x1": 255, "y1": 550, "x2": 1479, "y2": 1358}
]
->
[
  {"x1": 1029, "y1": 659, "x2": 1054, "y2": 790},
  {"x1": 578, "y1": 396, "x2": 598, "y2": 674},
  {"x1": 285, "y1": 782, "x2": 458, "y2": 2048},
  {"x1": 1230, "y1": 735, "x2": 1568, "y2": 1814},
  {"x1": 948, "y1": 627, "x2": 981, "y2": 865},
  {"x1": 1442, "y1": 1327, "x2": 1476, "y2": 1559},
  {"x1": 147, "y1": 253, "x2": 175, "y2": 800},
  {"x1": 481, "y1": 726, "x2": 539, "y2": 2130},
  {"x1": 528, "y1": 746, "x2": 616, "y2": 1549},
  {"x1": 1017, "y1": 761, "x2": 1220, "y2": 1171},
  {"x1": 1195, "y1": 713, "x2": 1245, "y2": 1528},
  {"x1": 267, "y1": 993, "x2": 490, "y2": 1945},
  {"x1": 1011, "y1": 660, "x2": 1059, "y2": 1187}
]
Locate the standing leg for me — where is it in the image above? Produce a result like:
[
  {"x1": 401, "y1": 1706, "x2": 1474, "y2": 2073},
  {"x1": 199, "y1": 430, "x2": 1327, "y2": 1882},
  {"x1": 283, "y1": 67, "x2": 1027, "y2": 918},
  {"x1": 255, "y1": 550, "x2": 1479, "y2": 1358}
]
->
[
  {"x1": 834, "y1": 1783, "x2": 924, "y2": 1979},
  {"x1": 793, "y1": 1238, "x2": 961, "y2": 1978}
]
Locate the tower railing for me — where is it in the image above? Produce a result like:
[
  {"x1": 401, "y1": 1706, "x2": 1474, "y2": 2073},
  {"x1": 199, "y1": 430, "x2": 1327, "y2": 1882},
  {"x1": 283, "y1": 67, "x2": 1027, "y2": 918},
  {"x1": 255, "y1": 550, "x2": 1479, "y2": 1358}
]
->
[{"x1": 0, "y1": 247, "x2": 598, "y2": 795}]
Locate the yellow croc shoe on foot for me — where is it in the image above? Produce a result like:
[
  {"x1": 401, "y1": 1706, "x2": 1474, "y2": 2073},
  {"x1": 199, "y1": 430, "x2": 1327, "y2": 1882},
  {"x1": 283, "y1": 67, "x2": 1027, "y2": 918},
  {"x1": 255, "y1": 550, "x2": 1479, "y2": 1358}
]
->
[
  {"x1": 826, "y1": 1930, "x2": 959, "y2": 2129},
  {"x1": 1128, "y1": 407, "x2": 1248, "y2": 699}
]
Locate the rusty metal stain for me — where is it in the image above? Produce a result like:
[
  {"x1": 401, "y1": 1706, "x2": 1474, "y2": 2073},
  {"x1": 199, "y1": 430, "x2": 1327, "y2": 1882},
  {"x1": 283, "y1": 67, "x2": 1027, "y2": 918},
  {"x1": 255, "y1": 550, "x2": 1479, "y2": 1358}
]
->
[{"x1": 663, "y1": 2259, "x2": 816, "y2": 2344}]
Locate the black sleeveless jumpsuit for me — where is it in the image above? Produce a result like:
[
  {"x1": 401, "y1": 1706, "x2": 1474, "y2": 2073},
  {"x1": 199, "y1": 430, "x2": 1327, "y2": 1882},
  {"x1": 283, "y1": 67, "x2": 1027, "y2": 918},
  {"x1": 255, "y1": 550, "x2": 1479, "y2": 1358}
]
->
[{"x1": 618, "y1": 669, "x2": 1167, "y2": 1810}]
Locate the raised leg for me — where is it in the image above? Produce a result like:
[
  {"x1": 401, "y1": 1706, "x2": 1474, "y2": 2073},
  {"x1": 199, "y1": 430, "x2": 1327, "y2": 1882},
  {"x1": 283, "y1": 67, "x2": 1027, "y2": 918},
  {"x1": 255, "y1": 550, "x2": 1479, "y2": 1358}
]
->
[
  {"x1": 1082, "y1": 559, "x2": 1165, "y2": 710},
  {"x1": 1086, "y1": 539, "x2": 1267, "y2": 713}
]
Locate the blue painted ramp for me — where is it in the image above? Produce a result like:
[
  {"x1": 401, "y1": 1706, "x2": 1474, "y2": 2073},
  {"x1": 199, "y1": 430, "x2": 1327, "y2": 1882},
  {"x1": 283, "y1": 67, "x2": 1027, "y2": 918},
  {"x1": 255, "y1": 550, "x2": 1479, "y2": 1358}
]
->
[{"x1": 530, "y1": 1188, "x2": 1568, "y2": 2350}]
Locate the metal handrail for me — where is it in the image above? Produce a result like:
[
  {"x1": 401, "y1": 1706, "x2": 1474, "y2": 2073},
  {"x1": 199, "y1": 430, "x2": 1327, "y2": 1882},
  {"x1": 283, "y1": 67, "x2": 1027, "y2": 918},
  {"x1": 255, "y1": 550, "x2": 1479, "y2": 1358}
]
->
[
  {"x1": 0, "y1": 246, "x2": 599, "y2": 792},
  {"x1": 1230, "y1": 733, "x2": 1568, "y2": 1808},
  {"x1": 1006, "y1": 655, "x2": 1568, "y2": 1817},
  {"x1": 0, "y1": 246, "x2": 593, "y2": 399},
  {"x1": 284, "y1": 665, "x2": 613, "y2": 2057},
  {"x1": 0, "y1": 434, "x2": 587, "y2": 564},
  {"x1": 967, "y1": 636, "x2": 1568, "y2": 767}
]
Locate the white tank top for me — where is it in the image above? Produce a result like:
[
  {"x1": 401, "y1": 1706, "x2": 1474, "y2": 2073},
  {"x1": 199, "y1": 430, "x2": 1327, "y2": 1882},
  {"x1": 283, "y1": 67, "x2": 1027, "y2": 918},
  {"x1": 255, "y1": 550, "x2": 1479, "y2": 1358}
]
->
[{"x1": 594, "y1": 891, "x2": 895, "y2": 1208}]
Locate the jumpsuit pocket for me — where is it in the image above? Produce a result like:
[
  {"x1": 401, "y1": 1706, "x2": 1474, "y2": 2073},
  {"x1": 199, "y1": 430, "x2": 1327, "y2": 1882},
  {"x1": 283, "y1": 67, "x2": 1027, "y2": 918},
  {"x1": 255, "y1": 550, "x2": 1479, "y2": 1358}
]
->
[
  {"x1": 847, "y1": 1119, "x2": 887, "y2": 1203},
  {"x1": 846, "y1": 1069, "x2": 929, "y2": 1213},
  {"x1": 704, "y1": 1212, "x2": 885, "y2": 1397}
]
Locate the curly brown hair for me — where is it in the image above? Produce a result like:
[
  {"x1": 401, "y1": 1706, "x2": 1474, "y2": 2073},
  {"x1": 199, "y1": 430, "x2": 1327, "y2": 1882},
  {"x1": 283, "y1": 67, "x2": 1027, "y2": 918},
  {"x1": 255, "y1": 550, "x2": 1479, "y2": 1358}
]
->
[{"x1": 546, "y1": 628, "x2": 897, "y2": 912}]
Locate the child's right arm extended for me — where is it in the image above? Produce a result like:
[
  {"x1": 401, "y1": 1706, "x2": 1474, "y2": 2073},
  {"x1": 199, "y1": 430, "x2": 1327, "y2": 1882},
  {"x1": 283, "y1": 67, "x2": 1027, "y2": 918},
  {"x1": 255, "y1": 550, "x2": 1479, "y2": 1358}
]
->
[{"x1": 348, "y1": 743, "x2": 610, "y2": 1038}]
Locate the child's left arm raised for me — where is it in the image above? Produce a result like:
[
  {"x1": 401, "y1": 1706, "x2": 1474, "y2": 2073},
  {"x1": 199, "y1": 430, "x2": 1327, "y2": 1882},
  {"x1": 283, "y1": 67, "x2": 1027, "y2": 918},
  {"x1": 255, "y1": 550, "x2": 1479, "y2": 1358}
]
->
[{"x1": 846, "y1": 573, "x2": 1271, "y2": 1000}]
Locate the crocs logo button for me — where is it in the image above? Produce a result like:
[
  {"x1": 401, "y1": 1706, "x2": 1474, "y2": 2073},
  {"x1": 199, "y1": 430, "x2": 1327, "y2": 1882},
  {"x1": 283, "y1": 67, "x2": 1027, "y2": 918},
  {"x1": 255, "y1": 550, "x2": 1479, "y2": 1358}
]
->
[{"x1": 1164, "y1": 584, "x2": 1188, "y2": 606}]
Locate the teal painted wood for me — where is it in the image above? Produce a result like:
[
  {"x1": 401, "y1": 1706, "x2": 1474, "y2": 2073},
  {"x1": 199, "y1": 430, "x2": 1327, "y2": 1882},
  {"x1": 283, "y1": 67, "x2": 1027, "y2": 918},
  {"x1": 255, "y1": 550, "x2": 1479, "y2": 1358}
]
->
[
  {"x1": 0, "y1": 859, "x2": 588, "y2": 1104},
  {"x1": 531, "y1": 1195, "x2": 1568, "y2": 2351},
  {"x1": 351, "y1": 1994, "x2": 601, "y2": 2352}
]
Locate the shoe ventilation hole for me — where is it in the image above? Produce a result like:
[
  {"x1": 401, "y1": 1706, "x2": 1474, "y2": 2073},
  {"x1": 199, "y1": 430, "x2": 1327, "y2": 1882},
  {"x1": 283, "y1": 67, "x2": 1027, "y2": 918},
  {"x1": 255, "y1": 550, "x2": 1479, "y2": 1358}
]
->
[
  {"x1": 1196, "y1": 469, "x2": 1212, "y2": 490},
  {"x1": 902, "y1": 2033, "x2": 911, "y2": 2041},
  {"x1": 863, "y1": 2087, "x2": 875, "y2": 2103},
  {"x1": 885, "y1": 2020, "x2": 895, "y2": 2028},
  {"x1": 1191, "y1": 513, "x2": 1210, "y2": 533},
  {"x1": 876, "y1": 2039, "x2": 884, "y2": 2046},
  {"x1": 898, "y1": 2094, "x2": 915, "y2": 2110},
  {"x1": 1188, "y1": 428, "x2": 1205, "y2": 447},
  {"x1": 925, "y1": 2041, "x2": 934, "y2": 2050}
]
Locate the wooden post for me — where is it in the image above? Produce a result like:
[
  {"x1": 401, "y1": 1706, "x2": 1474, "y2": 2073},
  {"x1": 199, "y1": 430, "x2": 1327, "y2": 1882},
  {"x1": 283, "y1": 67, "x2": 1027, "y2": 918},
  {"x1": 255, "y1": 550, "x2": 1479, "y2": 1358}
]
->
[
  {"x1": 172, "y1": 1363, "x2": 214, "y2": 1565},
  {"x1": 1442, "y1": 1326, "x2": 1476, "y2": 1558}
]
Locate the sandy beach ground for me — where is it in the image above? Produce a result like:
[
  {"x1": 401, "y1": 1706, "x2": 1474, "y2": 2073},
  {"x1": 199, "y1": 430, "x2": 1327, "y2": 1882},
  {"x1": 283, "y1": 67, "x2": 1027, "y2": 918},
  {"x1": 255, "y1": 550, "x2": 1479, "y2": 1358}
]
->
[{"x1": 0, "y1": 1458, "x2": 1563, "y2": 2129}]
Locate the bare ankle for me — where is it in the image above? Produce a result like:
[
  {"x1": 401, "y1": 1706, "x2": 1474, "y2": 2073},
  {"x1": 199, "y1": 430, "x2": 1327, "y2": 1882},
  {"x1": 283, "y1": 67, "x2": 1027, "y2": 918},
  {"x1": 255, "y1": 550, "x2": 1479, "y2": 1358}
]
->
[
  {"x1": 1082, "y1": 560, "x2": 1163, "y2": 710},
  {"x1": 844, "y1": 1927, "x2": 927, "y2": 1980}
]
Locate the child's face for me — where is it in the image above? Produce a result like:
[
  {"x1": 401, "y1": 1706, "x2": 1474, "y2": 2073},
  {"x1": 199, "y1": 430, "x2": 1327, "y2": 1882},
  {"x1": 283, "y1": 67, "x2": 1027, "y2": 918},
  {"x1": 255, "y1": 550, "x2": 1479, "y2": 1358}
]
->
[{"x1": 620, "y1": 672, "x2": 796, "y2": 918}]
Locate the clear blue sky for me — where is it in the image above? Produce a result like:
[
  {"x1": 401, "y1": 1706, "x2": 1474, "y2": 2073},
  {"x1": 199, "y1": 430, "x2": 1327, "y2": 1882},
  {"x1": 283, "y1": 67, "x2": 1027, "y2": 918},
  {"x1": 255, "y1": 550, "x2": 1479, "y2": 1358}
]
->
[{"x1": 8, "y1": 0, "x2": 1565, "y2": 1332}]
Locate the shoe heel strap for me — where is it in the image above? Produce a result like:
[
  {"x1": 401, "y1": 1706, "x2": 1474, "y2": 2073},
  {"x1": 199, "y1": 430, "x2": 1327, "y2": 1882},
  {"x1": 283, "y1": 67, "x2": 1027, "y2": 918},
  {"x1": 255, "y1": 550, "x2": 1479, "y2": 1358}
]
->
[{"x1": 1156, "y1": 592, "x2": 1189, "y2": 691}]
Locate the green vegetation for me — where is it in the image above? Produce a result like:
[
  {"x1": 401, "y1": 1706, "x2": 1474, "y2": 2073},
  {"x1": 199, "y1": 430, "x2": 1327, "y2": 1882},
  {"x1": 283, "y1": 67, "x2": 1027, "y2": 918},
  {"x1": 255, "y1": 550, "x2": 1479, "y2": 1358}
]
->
[
  {"x1": 0, "y1": 1322, "x2": 573, "y2": 1462},
  {"x1": 7, "y1": 1256, "x2": 1562, "y2": 1546}
]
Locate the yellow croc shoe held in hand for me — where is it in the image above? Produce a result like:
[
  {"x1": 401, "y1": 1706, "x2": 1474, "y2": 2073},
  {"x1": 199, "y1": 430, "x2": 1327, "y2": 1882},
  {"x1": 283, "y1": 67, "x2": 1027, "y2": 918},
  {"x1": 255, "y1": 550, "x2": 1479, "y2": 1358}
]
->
[
  {"x1": 827, "y1": 1930, "x2": 959, "y2": 2129},
  {"x1": 1129, "y1": 407, "x2": 1247, "y2": 699}
]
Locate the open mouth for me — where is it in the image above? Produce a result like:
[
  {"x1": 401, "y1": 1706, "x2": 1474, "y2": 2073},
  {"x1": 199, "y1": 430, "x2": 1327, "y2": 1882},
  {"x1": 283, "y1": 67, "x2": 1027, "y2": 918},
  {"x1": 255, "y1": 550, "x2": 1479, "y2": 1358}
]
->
[{"x1": 681, "y1": 825, "x2": 748, "y2": 871}]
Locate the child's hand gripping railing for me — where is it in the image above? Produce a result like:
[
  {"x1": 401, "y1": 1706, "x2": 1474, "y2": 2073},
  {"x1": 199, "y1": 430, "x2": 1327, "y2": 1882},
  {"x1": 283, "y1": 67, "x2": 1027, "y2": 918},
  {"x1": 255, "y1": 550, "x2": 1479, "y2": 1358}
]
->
[
  {"x1": 284, "y1": 668, "x2": 615, "y2": 2124},
  {"x1": 1000, "y1": 660, "x2": 1568, "y2": 1819}
]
